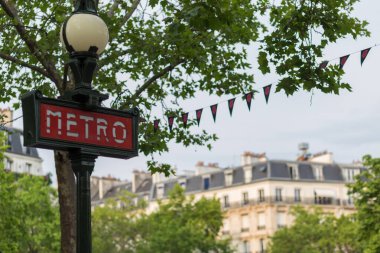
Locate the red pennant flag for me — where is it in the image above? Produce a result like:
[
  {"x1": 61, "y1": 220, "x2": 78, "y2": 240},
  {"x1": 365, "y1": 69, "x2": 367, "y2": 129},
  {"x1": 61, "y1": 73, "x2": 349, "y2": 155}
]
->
[
  {"x1": 361, "y1": 48, "x2": 371, "y2": 66},
  {"x1": 181, "y1": 113, "x2": 189, "y2": 128},
  {"x1": 196, "y1": 109, "x2": 203, "y2": 126},
  {"x1": 319, "y1": 61, "x2": 328, "y2": 69},
  {"x1": 228, "y1": 98, "x2": 236, "y2": 116},
  {"x1": 340, "y1": 55, "x2": 350, "y2": 69},
  {"x1": 245, "y1": 92, "x2": 253, "y2": 111},
  {"x1": 263, "y1": 84, "x2": 272, "y2": 104},
  {"x1": 168, "y1": 116, "x2": 175, "y2": 132},
  {"x1": 210, "y1": 104, "x2": 218, "y2": 122},
  {"x1": 153, "y1": 119, "x2": 160, "y2": 132}
]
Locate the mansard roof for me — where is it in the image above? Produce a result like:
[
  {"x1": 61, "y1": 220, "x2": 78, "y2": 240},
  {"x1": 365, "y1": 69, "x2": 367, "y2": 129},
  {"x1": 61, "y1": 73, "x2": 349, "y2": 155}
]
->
[
  {"x1": 2, "y1": 127, "x2": 40, "y2": 159},
  {"x1": 151, "y1": 160, "x2": 364, "y2": 199}
]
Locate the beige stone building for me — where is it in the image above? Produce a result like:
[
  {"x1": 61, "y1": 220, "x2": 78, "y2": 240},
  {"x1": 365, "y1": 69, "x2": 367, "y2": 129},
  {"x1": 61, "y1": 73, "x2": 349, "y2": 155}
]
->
[
  {"x1": 1, "y1": 108, "x2": 44, "y2": 176},
  {"x1": 91, "y1": 144, "x2": 363, "y2": 253}
]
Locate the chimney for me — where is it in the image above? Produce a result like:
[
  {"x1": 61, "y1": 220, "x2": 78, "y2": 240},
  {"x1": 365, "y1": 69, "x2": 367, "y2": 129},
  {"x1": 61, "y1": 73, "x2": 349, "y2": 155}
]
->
[
  {"x1": 0, "y1": 108, "x2": 13, "y2": 127},
  {"x1": 195, "y1": 161, "x2": 221, "y2": 175},
  {"x1": 241, "y1": 152, "x2": 267, "y2": 166}
]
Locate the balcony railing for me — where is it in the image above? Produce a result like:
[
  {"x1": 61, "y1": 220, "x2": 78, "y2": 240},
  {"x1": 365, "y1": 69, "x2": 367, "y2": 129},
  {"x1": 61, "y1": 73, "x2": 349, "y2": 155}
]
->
[{"x1": 222, "y1": 196, "x2": 354, "y2": 210}]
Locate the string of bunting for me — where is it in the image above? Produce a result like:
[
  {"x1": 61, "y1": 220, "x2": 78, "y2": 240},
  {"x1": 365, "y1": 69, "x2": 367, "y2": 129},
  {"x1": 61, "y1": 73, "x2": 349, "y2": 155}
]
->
[
  {"x1": 1, "y1": 44, "x2": 378, "y2": 132},
  {"x1": 153, "y1": 43, "x2": 379, "y2": 132},
  {"x1": 153, "y1": 87, "x2": 269, "y2": 133}
]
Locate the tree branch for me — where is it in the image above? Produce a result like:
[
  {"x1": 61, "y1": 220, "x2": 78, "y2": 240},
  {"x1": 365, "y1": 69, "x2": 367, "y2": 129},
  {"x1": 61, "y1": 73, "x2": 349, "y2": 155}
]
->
[
  {"x1": 120, "y1": 59, "x2": 185, "y2": 109},
  {"x1": 123, "y1": 0, "x2": 141, "y2": 22},
  {"x1": 0, "y1": 0, "x2": 62, "y2": 88},
  {"x1": 0, "y1": 52, "x2": 50, "y2": 77}
]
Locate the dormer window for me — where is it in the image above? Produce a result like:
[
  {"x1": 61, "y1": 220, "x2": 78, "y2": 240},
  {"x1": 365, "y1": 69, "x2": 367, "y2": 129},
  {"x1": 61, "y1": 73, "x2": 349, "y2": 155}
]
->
[
  {"x1": 288, "y1": 165, "x2": 299, "y2": 180},
  {"x1": 225, "y1": 171, "x2": 233, "y2": 186},
  {"x1": 313, "y1": 166, "x2": 323, "y2": 180},
  {"x1": 178, "y1": 178, "x2": 186, "y2": 189},
  {"x1": 203, "y1": 177, "x2": 210, "y2": 190}
]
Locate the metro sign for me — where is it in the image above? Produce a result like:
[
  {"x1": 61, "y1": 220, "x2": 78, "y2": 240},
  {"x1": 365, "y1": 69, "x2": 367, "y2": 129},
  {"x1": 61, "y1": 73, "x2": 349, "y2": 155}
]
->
[{"x1": 21, "y1": 91, "x2": 139, "y2": 159}]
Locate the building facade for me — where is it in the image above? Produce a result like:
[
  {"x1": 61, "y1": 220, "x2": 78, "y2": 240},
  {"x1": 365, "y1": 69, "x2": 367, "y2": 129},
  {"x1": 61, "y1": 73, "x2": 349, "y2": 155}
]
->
[
  {"x1": 1, "y1": 109, "x2": 43, "y2": 176},
  {"x1": 91, "y1": 148, "x2": 363, "y2": 253}
]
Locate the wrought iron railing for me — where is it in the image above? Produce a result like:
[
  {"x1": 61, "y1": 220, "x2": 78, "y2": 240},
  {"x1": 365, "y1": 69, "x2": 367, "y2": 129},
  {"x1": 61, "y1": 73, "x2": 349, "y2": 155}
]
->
[{"x1": 222, "y1": 196, "x2": 354, "y2": 210}]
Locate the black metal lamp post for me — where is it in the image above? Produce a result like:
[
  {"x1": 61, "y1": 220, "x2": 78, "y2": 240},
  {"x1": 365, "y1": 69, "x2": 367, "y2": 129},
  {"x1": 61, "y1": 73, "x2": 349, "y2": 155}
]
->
[
  {"x1": 60, "y1": 1, "x2": 109, "y2": 252},
  {"x1": 22, "y1": 2, "x2": 139, "y2": 253}
]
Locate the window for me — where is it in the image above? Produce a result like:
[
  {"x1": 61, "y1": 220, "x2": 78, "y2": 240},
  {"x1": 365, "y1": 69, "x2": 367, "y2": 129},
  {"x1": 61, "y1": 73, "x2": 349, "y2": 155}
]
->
[
  {"x1": 258, "y1": 189, "x2": 265, "y2": 202},
  {"x1": 347, "y1": 193, "x2": 353, "y2": 205},
  {"x1": 240, "y1": 240, "x2": 250, "y2": 253},
  {"x1": 179, "y1": 179, "x2": 186, "y2": 189},
  {"x1": 313, "y1": 166, "x2": 323, "y2": 180},
  {"x1": 225, "y1": 172, "x2": 233, "y2": 186},
  {"x1": 5, "y1": 158, "x2": 12, "y2": 170},
  {"x1": 257, "y1": 212, "x2": 265, "y2": 230},
  {"x1": 157, "y1": 185, "x2": 164, "y2": 198},
  {"x1": 241, "y1": 214, "x2": 250, "y2": 232},
  {"x1": 277, "y1": 212, "x2": 286, "y2": 228},
  {"x1": 203, "y1": 177, "x2": 210, "y2": 190},
  {"x1": 242, "y1": 192, "x2": 249, "y2": 205},
  {"x1": 222, "y1": 219, "x2": 229, "y2": 235},
  {"x1": 25, "y1": 163, "x2": 32, "y2": 174},
  {"x1": 294, "y1": 188, "x2": 301, "y2": 202},
  {"x1": 314, "y1": 190, "x2": 334, "y2": 205},
  {"x1": 289, "y1": 165, "x2": 298, "y2": 180},
  {"x1": 275, "y1": 188, "x2": 282, "y2": 202},
  {"x1": 223, "y1": 195, "x2": 230, "y2": 208},
  {"x1": 259, "y1": 239, "x2": 265, "y2": 253},
  {"x1": 346, "y1": 169, "x2": 356, "y2": 182}
]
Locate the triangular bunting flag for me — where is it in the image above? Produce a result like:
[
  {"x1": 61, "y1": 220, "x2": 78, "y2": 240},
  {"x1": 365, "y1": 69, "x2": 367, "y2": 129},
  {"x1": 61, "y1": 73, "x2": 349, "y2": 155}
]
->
[
  {"x1": 168, "y1": 116, "x2": 175, "y2": 132},
  {"x1": 196, "y1": 109, "x2": 203, "y2": 126},
  {"x1": 361, "y1": 48, "x2": 371, "y2": 66},
  {"x1": 153, "y1": 119, "x2": 160, "y2": 132},
  {"x1": 340, "y1": 55, "x2": 350, "y2": 69},
  {"x1": 181, "y1": 113, "x2": 189, "y2": 128},
  {"x1": 210, "y1": 104, "x2": 218, "y2": 123},
  {"x1": 245, "y1": 92, "x2": 253, "y2": 111},
  {"x1": 228, "y1": 98, "x2": 236, "y2": 116},
  {"x1": 319, "y1": 61, "x2": 329, "y2": 69},
  {"x1": 263, "y1": 84, "x2": 272, "y2": 104}
]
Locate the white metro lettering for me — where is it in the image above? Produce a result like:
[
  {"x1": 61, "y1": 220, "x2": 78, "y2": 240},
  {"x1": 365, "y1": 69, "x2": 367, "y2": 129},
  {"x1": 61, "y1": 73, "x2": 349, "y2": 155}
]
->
[
  {"x1": 97, "y1": 118, "x2": 109, "y2": 142},
  {"x1": 112, "y1": 121, "x2": 127, "y2": 144},
  {"x1": 46, "y1": 110, "x2": 62, "y2": 135}
]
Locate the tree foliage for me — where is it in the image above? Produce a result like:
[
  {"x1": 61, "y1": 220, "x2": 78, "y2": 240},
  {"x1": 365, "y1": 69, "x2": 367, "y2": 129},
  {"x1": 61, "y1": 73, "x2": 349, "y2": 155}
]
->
[
  {"x1": 268, "y1": 206, "x2": 362, "y2": 253},
  {"x1": 0, "y1": 133, "x2": 60, "y2": 253},
  {"x1": 92, "y1": 185, "x2": 232, "y2": 253},
  {"x1": 349, "y1": 155, "x2": 380, "y2": 253},
  {"x1": 0, "y1": 0, "x2": 370, "y2": 173},
  {"x1": 0, "y1": 0, "x2": 370, "y2": 252}
]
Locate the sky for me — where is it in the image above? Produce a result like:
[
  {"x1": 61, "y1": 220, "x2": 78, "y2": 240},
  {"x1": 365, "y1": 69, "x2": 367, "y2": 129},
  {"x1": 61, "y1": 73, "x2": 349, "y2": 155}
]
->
[{"x1": 12, "y1": 0, "x2": 380, "y2": 184}]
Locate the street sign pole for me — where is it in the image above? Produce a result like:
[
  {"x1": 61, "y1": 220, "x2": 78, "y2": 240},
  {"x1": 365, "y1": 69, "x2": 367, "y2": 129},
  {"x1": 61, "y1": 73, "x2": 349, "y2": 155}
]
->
[{"x1": 70, "y1": 150, "x2": 97, "y2": 253}]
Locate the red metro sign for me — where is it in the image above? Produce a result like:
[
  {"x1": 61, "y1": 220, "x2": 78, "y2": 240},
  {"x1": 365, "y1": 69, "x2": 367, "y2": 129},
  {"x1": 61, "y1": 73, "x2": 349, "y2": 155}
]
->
[
  {"x1": 40, "y1": 104, "x2": 133, "y2": 150},
  {"x1": 22, "y1": 91, "x2": 139, "y2": 159}
]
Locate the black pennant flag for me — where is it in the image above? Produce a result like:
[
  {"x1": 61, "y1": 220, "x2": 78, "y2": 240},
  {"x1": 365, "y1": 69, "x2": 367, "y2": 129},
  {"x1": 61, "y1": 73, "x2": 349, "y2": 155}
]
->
[
  {"x1": 361, "y1": 48, "x2": 371, "y2": 66},
  {"x1": 340, "y1": 55, "x2": 350, "y2": 69},
  {"x1": 168, "y1": 116, "x2": 175, "y2": 132},
  {"x1": 228, "y1": 98, "x2": 236, "y2": 116},
  {"x1": 196, "y1": 109, "x2": 203, "y2": 126},
  {"x1": 153, "y1": 119, "x2": 160, "y2": 132},
  {"x1": 263, "y1": 84, "x2": 272, "y2": 104},
  {"x1": 210, "y1": 104, "x2": 218, "y2": 122},
  {"x1": 245, "y1": 92, "x2": 253, "y2": 111},
  {"x1": 181, "y1": 113, "x2": 189, "y2": 128},
  {"x1": 319, "y1": 61, "x2": 329, "y2": 69}
]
